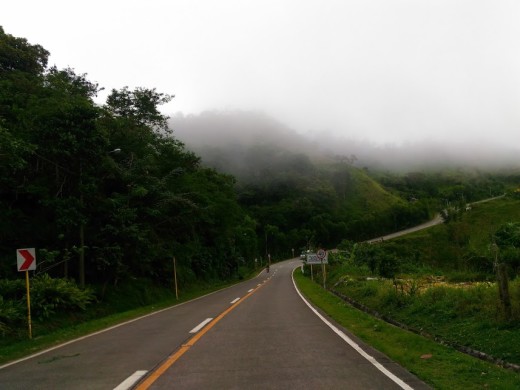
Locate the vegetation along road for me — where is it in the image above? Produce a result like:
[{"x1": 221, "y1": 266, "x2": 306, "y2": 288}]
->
[{"x1": 0, "y1": 260, "x2": 430, "y2": 389}]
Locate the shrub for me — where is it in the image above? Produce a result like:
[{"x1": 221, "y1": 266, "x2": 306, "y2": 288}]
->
[
  {"x1": 378, "y1": 253, "x2": 400, "y2": 279},
  {"x1": 0, "y1": 279, "x2": 25, "y2": 300},
  {"x1": 0, "y1": 296, "x2": 25, "y2": 336},
  {"x1": 359, "y1": 282, "x2": 379, "y2": 298},
  {"x1": 30, "y1": 274, "x2": 94, "y2": 320},
  {"x1": 381, "y1": 286, "x2": 411, "y2": 309}
]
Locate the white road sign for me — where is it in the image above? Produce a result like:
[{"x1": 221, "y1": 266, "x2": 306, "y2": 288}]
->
[
  {"x1": 305, "y1": 252, "x2": 328, "y2": 264},
  {"x1": 17, "y1": 248, "x2": 36, "y2": 271}
]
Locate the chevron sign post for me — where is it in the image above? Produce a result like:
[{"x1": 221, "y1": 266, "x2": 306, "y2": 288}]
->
[
  {"x1": 17, "y1": 248, "x2": 36, "y2": 271},
  {"x1": 16, "y1": 248, "x2": 35, "y2": 339}
]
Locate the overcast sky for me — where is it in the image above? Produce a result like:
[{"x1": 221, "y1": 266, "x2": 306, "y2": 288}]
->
[{"x1": 3, "y1": 1, "x2": 520, "y2": 148}]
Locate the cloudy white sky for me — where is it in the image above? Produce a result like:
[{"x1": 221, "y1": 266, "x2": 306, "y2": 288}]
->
[{"x1": 3, "y1": 1, "x2": 520, "y2": 148}]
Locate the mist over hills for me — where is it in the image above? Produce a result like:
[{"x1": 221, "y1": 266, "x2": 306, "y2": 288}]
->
[{"x1": 170, "y1": 110, "x2": 520, "y2": 173}]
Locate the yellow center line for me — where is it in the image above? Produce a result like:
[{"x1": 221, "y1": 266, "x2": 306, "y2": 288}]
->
[{"x1": 136, "y1": 279, "x2": 268, "y2": 389}]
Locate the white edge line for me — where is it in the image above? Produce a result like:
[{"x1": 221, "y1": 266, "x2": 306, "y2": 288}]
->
[
  {"x1": 189, "y1": 318, "x2": 213, "y2": 334},
  {"x1": 230, "y1": 297, "x2": 240, "y2": 304},
  {"x1": 291, "y1": 266, "x2": 414, "y2": 390},
  {"x1": 113, "y1": 370, "x2": 148, "y2": 390},
  {"x1": 0, "y1": 276, "x2": 262, "y2": 371},
  {"x1": 247, "y1": 289, "x2": 254, "y2": 293}
]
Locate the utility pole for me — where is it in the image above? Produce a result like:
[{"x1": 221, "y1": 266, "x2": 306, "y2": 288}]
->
[{"x1": 79, "y1": 161, "x2": 85, "y2": 289}]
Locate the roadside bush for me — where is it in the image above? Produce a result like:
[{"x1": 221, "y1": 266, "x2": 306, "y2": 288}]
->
[
  {"x1": 0, "y1": 296, "x2": 24, "y2": 336},
  {"x1": 0, "y1": 279, "x2": 27, "y2": 335},
  {"x1": 461, "y1": 251, "x2": 494, "y2": 274},
  {"x1": 378, "y1": 253, "x2": 400, "y2": 279},
  {"x1": 457, "y1": 284, "x2": 496, "y2": 317},
  {"x1": 0, "y1": 279, "x2": 25, "y2": 300},
  {"x1": 30, "y1": 275, "x2": 94, "y2": 320},
  {"x1": 358, "y1": 281, "x2": 379, "y2": 298},
  {"x1": 100, "y1": 277, "x2": 174, "y2": 312}
]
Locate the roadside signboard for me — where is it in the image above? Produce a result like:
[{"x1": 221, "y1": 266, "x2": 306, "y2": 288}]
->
[
  {"x1": 16, "y1": 248, "x2": 36, "y2": 339},
  {"x1": 305, "y1": 251, "x2": 328, "y2": 264},
  {"x1": 17, "y1": 248, "x2": 36, "y2": 272}
]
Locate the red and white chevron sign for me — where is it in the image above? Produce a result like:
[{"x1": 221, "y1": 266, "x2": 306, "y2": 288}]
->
[{"x1": 17, "y1": 248, "x2": 36, "y2": 272}]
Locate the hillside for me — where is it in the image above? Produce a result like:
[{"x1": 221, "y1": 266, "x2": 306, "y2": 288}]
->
[
  {"x1": 339, "y1": 166, "x2": 404, "y2": 215},
  {"x1": 388, "y1": 195, "x2": 520, "y2": 274},
  {"x1": 170, "y1": 111, "x2": 430, "y2": 249},
  {"x1": 322, "y1": 194, "x2": 520, "y2": 371}
]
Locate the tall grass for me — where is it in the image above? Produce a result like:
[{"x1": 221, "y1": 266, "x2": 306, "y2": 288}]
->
[
  {"x1": 295, "y1": 270, "x2": 520, "y2": 389},
  {"x1": 331, "y1": 272, "x2": 520, "y2": 365}
]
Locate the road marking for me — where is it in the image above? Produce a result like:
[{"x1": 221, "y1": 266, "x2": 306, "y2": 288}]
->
[
  {"x1": 113, "y1": 370, "x2": 148, "y2": 390},
  {"x1": 189, "y1": 318, "x2": 213, "y2": 334},
  {"x1": 0, "y1": 280, "x2": 251, "y2": 371},
  {"x1": 247, "y1": 288, "x2": 254, "y2": 293},
  {"x1": 230, "y1": 297, "x2": 240, "y2": 304},
  {"x1": 135, "y1": 282, "x2": 268, "y2": 389},
  {"x1": 291, "y1": 268, "x2": 414, "y2": 390}
]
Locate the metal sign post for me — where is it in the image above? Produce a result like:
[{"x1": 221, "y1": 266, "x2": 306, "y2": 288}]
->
[
  {"x1": 322, "y1": 260, "x2": 326, "y2": 289},
  {"x1": 316, "y1": 249, "x2": 327, "y2": 289}
]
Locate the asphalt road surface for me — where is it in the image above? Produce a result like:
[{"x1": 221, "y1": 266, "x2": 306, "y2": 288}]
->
[
  {"x1": 0, "y1": 259, "x2": 430, "y2": 389},
  {"x1": 367, "y1": 194, "x2": 506, "y2": 244},
  {"x1": 367, "y1": 214, "x2": 444, "y2": 243}
]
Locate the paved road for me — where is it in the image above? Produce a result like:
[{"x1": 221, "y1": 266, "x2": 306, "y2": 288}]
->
[
  {"x1": 0, "y1": 260, "x2": 429, "y2": 389},
  {"x1": 367, "y1": 214, "x2": 444, "y2": 243},
  {"x1": 367, "y1": 194, "x2": 506, "y2": 243}
]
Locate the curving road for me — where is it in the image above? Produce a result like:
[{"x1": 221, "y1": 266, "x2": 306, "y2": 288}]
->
[
  {"x1": 367, "y1": 214, "x2": 444, "y2": 243},
  {"x1": 0, "y1": 260, "x2": 430, "y2": 389},
  {"x1": 367, "y1": 194, "x2": 506, "y2": 244}
]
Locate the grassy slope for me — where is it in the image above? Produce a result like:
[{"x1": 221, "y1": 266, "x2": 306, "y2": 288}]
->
[
  {"x1": 294, "y1": 271, "x2": 520, "y2": 389},
  {"x1": 346, "y1": 167, "x2": 405, "y2": 215},
  {"x1": 388, "y1": 196, "x2": 520, "y2": 271},
  {"x1": 295, "y1": 196, "x2": 520, "y2": 387}
]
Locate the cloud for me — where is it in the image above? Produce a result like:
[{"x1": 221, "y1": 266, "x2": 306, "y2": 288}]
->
[{"x1": 3, "y1": 0, "x2": 520, "y2": 150}]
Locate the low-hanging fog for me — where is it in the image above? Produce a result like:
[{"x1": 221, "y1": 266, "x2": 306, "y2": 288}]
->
[
  {"x1": 4, "y1": 0, "x2": 520, "y2": 168},
  {"x1": 170, "y1": 110, "x2": 520, "y2": 173}
]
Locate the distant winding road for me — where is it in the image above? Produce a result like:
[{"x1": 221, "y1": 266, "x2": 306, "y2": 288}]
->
[{"x1": 367, "y1": 194, "x2": 505, "y2": 243}]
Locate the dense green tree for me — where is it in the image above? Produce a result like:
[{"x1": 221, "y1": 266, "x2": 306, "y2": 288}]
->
[
  {"x1": 492, "y1": 222, "x2": 520, "y2": 320},
  {"x1": 0, "y1": 27, "x2": 48, "y2": 76},
  {"x1": 0, "y1": 28, "x2": 260, "y2": 290}
]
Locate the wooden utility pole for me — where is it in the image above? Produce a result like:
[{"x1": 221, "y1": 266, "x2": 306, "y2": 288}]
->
[
  {"x1": 173, "y1": 256, "x2": 179, "y2": 300},
  {"x1": 497, "y1": 263, "x2": 512, "y2": 320},
  {"x1": 493, "y1": 243, "x2": 512, "y2": 320},
  {"x1": 25, "y1": 271, "x2": 32, "y2": 339}
]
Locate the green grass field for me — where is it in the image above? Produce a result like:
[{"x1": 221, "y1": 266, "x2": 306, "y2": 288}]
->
[
  {"x1": 293, "y1": 270, "x2": 520, "y2": 389},
  {"x1": 298, "y1": 196, "x2": 520, "y2": 388}
]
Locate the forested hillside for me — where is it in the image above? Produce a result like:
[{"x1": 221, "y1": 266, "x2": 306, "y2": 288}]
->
[
  {"x1": 0, "y1": 27, "x2": 256, "y2": 287},
  {"x1": 2, "y1": 26, "x2": 514, "y2": 303},
  {"x1": 0, "y1": 20, "x2": 435, "y2": 300},
  {"x1": 173, "y1": 111, "x2": 437, "y2": 248}
]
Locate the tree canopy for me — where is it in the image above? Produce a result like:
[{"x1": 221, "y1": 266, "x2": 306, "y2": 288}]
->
[{"x1": 0, "y1": 27, "x2": 257, "y2": 287}]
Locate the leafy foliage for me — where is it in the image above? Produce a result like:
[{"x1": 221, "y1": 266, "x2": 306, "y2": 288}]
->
[
  {"x1": 0, "y1": 28, "x2": 259, "y2": 290},
  {"x1": 494, "y1": 222, "x2": 520, "y2": 268},
  {"x1": 0, "y1": 275, "x2": 93, "y2": 335},
  {"x1": 30, "y1": 275, "x2": 94, "y2": 319}
]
